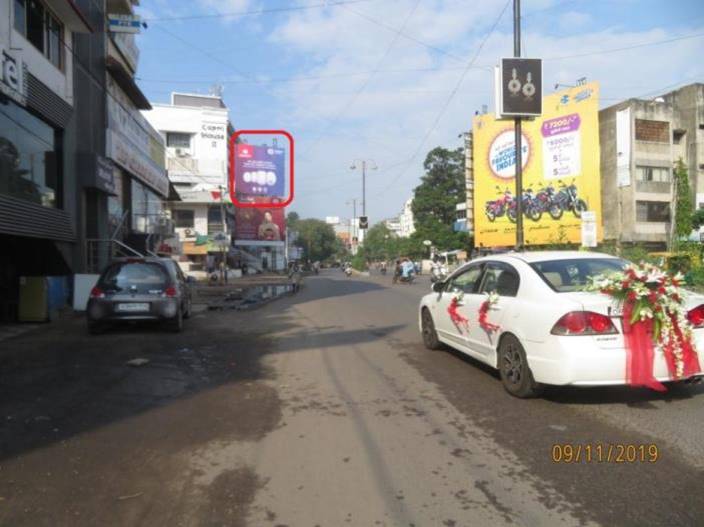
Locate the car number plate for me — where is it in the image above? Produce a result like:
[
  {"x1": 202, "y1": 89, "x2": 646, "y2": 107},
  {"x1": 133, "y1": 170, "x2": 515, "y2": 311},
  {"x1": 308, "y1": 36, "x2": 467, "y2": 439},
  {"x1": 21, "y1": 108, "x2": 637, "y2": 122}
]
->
[{"x1": 117, "y1": 303, "x2": 149, "y2": 312}]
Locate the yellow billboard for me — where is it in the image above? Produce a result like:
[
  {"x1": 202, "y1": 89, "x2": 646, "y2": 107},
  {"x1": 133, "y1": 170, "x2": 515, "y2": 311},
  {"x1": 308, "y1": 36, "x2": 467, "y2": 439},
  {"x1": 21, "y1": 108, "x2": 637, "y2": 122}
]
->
[{"x1": 472, "y1": 82, "x2": 602, "y2": 247}]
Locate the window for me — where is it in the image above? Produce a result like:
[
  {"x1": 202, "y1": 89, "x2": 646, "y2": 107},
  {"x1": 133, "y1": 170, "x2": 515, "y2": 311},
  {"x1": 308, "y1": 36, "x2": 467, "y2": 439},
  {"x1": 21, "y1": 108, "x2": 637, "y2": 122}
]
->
[
  {"x1": 166, "y1": 133, "x2": 192, "y2": 149},
  {"x1": 636, "y1": 166, "x2": 670, "y2": 183},
  {"x1": 207, "y1": 205, "x2": 223, "y2": 234},
  {"x1": 14, "y1": 0, "x2": 63, "y2": 70},
  {"x1": 13, "y1": 0, "x2": 26, "y2": 34},
  {"x1": 480, "y1": 263, "x2": 520, "y2": 297},
  {"x1": 173, "y1": 209, "x2": 195, "y2": 228},
  {"x1": 531, "y1": 258, "x2": 628, "y2": 293},
  {"x1": 445, "y1": 264, "x2": 484, "y2": 294},
  {"x1": 0, "y1": 100, "x2": 61, "y2": 208},
  {"x1": 636, "y1": 201, "x2": 671, "y2": 223}
]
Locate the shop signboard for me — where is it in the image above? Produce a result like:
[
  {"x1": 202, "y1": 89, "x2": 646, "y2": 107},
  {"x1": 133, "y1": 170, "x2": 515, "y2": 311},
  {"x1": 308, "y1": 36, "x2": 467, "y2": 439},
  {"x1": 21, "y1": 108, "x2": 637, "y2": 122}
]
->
[
  {"x1": 108, "y1": 14, "x2": 142, "y2": 34},
  {"x1": 473, "y1": 82, "x2": 602, "y2": 247},
  {"x1": 1, "y1": 48, "x2": 26, "y2": 106}
]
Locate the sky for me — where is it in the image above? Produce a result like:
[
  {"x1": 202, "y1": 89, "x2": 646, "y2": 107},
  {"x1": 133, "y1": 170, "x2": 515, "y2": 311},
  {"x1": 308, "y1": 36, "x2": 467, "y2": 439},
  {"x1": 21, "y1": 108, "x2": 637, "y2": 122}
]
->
[{"x1": 135, "y1": 0, "x2": 704, "y2": 222}]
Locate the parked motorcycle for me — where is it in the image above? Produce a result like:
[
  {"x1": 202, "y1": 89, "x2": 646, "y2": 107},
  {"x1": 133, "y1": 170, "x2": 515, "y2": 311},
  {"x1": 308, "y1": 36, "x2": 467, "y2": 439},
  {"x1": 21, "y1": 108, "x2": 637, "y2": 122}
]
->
[
  {"x1": 430, "y1": 264, "x2": 448, "y2": 283},
  {"x1": 554, "y1": 180, "x2": 588, "y2": 218}
]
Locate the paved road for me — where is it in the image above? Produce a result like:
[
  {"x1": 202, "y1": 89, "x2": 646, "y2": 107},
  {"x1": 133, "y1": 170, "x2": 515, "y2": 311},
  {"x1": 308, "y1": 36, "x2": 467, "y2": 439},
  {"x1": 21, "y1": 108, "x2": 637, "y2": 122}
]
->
[{"x1": 1, "y1": 270, "x2": 703, "y2": 526}]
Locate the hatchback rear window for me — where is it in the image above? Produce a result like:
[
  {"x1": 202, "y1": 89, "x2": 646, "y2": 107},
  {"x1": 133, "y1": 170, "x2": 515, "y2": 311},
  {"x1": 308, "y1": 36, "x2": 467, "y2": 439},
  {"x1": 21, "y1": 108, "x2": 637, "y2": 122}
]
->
[
  {"x1": 99, "y1": 262, "x2": 169, "y2": 294},
  {"x1": 530, "y1": 258, "x2": 628, "y2": 292}
]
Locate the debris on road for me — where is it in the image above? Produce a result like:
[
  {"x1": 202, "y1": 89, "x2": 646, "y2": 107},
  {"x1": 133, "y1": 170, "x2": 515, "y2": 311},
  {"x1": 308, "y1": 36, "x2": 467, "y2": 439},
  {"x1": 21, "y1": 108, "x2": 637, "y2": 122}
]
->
[
  {"x1": 126, "y1": 358, "x2": 150, "y2": 367},
  {"x1": 117, "y1": 492, "x2": 143, "y2": 501}
]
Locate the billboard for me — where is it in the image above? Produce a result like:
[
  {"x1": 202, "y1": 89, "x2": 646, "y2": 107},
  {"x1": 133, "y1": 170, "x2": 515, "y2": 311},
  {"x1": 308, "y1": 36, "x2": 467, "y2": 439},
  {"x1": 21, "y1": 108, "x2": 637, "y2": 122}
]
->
[
  {"x1": 473, "y1": 82, "x2": 602, "y2": 247},
  {"x1": 234, "y1": 207, "x2": 286, "y2": 246},
  {"x1": 234, "y1": 143, "x2": 286, "y2": 197},
  {"x1": 496, "y1": 58, "x2": 542, "y2": 117}
]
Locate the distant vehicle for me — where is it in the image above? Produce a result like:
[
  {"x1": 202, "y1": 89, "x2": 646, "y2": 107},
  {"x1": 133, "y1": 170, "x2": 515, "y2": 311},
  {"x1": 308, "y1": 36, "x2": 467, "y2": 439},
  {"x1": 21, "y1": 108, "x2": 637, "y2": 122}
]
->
[
  {"x1": 86, "y1": 257, "x2": 194, "y2": 334},
  {"x1": 418, "y1": 251, "x2": 704, "y2": 398}
]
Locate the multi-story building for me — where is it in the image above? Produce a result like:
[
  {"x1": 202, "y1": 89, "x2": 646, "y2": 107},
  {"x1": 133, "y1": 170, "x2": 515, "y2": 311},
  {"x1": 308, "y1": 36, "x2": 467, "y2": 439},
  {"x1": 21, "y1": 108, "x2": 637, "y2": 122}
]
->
[
  {"x1": 398, "y1": 197, "x2": 416, "y2": 237},
  {"x1": 600, "y1": 83, "x2": 704, "y2": 247},
  {"x1": 1, "y1": 0, "x2": 170, "y2": 320},
  {"x1": 384, "y1": 217, "x2": 402, "y2": 236},
  {"x1": 143, "y1": 92, "x2": 233, "y2": 271}
]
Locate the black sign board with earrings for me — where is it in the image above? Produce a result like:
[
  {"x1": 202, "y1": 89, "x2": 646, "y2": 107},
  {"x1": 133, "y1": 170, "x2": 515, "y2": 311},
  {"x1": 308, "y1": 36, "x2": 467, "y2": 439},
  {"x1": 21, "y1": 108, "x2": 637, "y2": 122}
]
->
[{"x1": 496, "y1": 58, "x2": 542, "y2": 117}]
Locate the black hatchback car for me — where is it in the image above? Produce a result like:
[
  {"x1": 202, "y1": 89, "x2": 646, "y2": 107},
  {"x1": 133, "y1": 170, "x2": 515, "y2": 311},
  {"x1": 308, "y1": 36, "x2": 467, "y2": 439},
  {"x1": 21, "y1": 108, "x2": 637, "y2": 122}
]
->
[{"x1": 86, "y1": 257, "x2": 193, "y2": 333}]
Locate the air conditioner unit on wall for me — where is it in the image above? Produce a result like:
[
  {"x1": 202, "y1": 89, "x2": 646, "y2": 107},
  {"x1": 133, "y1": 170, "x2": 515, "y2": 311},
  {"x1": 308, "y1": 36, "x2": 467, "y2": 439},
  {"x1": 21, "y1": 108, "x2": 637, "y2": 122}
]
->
[{"x1": 184, "y1": 228, "x2": 195, "y2": 238}]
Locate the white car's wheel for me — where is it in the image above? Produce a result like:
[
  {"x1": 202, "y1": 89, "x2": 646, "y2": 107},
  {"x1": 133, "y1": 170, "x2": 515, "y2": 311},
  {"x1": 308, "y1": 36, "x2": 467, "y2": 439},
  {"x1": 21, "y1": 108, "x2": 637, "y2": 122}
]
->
[
  {"x1": 421, "y1": 308, "x2": 443, "y2": 350},
  {"x1": 498, "y1": 334, "x2": 542, "y2": 398}
]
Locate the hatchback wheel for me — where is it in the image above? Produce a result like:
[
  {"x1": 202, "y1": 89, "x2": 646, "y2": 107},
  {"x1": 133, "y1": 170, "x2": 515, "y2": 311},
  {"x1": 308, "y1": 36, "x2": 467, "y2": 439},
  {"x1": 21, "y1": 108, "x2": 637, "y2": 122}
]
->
[
  {"x1": 168, "y1": 308, "x2": 183, "y2": 333},
  {"x1": 498, "y1": 334, "x2": 542, "y2": 398},
  {"x1": 421, "y1": 309, "x2": 442, "y2": 350}
]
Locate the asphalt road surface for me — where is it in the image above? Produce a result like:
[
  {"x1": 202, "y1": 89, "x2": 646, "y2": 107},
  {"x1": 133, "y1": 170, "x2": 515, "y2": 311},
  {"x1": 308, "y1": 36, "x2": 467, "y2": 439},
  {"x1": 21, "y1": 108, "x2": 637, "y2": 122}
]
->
[{"x1": 1, "y1": 270, "x2": 703, "y2": 526}]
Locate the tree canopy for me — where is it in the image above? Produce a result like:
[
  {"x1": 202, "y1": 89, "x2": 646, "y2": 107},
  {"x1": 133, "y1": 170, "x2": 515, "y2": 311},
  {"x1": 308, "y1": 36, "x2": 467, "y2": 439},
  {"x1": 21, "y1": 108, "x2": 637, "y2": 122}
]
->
[
  {"x1": 411, "y1": 146, "x2": 470, "y2": 251},
  {"x1": 290, "y1": 217, "x2": 338, "y2": 262}
]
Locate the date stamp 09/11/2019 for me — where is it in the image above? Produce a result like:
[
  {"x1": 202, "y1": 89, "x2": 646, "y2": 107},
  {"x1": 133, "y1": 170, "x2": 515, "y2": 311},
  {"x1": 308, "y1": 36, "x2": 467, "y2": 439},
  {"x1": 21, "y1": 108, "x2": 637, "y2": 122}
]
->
[{"x1": 551, "y1": 443, "x2": 660, "y2": 464}]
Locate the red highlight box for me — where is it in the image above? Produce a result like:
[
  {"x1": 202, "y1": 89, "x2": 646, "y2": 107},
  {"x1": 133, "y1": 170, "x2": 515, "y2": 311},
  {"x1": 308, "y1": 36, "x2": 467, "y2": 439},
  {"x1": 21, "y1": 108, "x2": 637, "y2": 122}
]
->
[{"x1": 229, "y1": 130, "x2": 294, "y2": 208}]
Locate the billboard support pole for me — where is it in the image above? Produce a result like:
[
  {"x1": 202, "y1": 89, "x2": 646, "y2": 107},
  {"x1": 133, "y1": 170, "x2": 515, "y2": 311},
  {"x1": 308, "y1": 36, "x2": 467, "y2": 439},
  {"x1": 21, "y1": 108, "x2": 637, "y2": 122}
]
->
[{"x1": 513, "y1": 0, "x2": 524, "y2": 251}]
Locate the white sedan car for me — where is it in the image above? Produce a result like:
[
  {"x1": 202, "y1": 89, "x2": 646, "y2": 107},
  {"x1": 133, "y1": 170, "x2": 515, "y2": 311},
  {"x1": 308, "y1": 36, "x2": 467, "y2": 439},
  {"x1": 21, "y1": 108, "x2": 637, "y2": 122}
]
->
[{"x1": 418, "y1": 251, "x2": 704, "y2": 397}]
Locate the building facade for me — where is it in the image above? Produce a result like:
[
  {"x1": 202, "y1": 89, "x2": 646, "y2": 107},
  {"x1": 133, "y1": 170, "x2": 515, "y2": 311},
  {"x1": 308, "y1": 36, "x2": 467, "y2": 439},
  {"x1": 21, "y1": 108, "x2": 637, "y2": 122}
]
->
[
  {"x1": 1, "y1": 0, "x2": 90, "y2": 321},
  {"x1": 143, "y1": 92, "x2": 233, "y2": 271},
  {"x1": 0, "y1": 0, "x2": 169, "y2": 321},
  {"x1": 398, "y1": 197, "x2": 416, "y2": 237},
  {"x1": 600, "y1": 83, "x2": 704, "y2": 247}
]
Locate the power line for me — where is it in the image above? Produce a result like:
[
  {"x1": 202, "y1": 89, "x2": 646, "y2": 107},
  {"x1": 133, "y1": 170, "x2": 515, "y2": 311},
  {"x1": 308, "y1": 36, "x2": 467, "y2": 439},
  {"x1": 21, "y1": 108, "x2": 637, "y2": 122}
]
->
[
  {"x1": 142, "y1": 0, "x2": 379, "y2": 22},
  {"x1": 340, "y1": 3, "x2": 467, "y2": 63},
  {"x1": 544, "y1": 31, "x2": 704, "y2": 61},
  {"x1": 302, "y1": 0, "x2": 423, "y2": 158},
  {"x1": 374, "y1": 0, "x2": 511, "y2": 197}
]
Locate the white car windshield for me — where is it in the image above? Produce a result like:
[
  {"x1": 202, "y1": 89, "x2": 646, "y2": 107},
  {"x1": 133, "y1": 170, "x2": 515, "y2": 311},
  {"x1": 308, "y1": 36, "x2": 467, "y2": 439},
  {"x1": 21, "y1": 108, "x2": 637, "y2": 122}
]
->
[{"x1": 530, "y1": 258, "x2": 629, "y2": 292}]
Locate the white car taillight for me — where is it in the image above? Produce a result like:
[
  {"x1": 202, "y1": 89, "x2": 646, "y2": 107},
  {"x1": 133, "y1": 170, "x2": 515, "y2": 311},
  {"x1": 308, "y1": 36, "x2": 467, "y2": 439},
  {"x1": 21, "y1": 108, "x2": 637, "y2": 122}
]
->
[
  {"x1": 687, "y1": 304, "x2": 704, "y2": 328},
  {"x1": 551, "y1": 311, "x2": 618, "y2": 336}
]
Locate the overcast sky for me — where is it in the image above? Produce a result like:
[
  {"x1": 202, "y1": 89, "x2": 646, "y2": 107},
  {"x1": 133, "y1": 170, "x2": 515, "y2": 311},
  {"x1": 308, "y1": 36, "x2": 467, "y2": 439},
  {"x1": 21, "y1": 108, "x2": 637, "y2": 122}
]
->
[{"x1": 136, "y1": 0, "x2": 704, "y2": 222}]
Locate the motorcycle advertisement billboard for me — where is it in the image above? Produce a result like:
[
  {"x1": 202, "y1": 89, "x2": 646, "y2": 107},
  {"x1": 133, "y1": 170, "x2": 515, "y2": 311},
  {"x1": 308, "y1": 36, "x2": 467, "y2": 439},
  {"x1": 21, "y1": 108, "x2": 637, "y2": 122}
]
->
[{"x1": 472, "y1": 82, "x2": 602, "y2": 247}]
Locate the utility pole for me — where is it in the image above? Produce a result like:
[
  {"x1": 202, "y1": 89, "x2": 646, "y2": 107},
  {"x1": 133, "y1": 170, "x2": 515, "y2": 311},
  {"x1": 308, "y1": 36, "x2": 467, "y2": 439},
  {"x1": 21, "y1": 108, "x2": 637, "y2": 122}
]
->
[
  {"x1": 350, "y1": 160, "x2": 376, "y2": 244},
  {"x1": 513, "y1": 0, "x2": 524, "y2": 251},
  {"x1": 219, "y1": 185, "x2": 227, "y2": 284},
  {"x1": 347, "y1": 198, "x2": 357, "y2": 253}
]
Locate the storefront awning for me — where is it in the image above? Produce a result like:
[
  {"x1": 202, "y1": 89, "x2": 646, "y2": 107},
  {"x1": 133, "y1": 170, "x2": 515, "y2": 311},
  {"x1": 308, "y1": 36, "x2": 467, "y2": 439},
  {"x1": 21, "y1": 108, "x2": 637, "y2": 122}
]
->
[{"x1": 106, "y1": 57, "x2": 151, "y2": 110}]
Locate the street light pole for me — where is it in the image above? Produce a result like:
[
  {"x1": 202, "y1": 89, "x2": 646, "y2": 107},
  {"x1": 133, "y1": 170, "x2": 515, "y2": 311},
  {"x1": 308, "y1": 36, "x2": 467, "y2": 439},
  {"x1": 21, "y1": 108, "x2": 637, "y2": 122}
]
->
[
  {"x1": 350, "y1": 160, "x2": 376, "y2": 241},
  {"x1": 513, "y1": 0, "x2": 524, "y2": 251}
]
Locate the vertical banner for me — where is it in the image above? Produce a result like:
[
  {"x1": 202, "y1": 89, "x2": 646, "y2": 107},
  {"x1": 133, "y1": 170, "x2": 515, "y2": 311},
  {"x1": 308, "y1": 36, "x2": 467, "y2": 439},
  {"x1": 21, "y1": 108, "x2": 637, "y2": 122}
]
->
[
  {"x1": 616, "y1": 108, "x2": 631, "y2": 188},
  {"x1": 473, "y1": 82, "x2": 602, "y2": 247}
]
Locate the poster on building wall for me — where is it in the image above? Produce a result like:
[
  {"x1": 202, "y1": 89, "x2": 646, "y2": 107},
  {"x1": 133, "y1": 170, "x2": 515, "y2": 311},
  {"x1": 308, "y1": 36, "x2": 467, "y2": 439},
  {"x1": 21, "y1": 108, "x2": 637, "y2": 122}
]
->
[
  {"x1": 472, "y1": 82, "x2": 602, "y2": 247},
  {"x1": 234, "y1": 143, "x2": 285, "y2": 197},
  {"x1": 234, "y1": 207, "x2": 286, "y2": 246}
]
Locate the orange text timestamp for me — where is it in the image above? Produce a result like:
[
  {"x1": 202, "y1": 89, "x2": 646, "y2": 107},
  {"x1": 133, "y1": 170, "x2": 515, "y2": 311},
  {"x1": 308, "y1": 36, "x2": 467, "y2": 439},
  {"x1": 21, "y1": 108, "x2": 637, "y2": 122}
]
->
[{"x1": 551, "y1": 443, "x2": 660, "y2": 463}]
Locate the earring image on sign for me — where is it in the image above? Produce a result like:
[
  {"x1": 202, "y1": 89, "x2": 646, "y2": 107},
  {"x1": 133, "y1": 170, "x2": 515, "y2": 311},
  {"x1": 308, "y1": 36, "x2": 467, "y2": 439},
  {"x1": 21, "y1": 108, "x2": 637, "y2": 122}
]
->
[
  {"x1": 508, "y1": 68, "x2": 522, "y2": 96},
  {"x1": 522, "y1": 72, "x2": 536, "y2": 99}
]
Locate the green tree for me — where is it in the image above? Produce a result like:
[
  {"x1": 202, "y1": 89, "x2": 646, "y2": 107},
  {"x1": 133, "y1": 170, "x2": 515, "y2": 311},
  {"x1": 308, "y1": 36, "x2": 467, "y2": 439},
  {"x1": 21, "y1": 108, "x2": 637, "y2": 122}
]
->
[
  {"x1": 411, "y1": 146, "x2": 469, "y2": 251},
  {"x1": 286, "y1": 211, "x2": 300, "y2": 229},
  {"x1": 692, "y1": 208, "x2": 704, "y2": 231},
  {"x1": 294, "y1": 218, "x2": 337, "y2": 262},
  {"x1": 671, "y1": 158, "x2": 693, "y2": 250},
  {"x1": 359, "y1": 223, "x2": 395, "y2": 261}
]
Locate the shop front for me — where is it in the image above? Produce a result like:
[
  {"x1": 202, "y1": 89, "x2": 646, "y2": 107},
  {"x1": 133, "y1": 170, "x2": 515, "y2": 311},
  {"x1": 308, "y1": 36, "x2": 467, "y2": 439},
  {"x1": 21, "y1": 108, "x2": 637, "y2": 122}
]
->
[{"x1": 0, "y1": 48, "x2": 75, "y2": 321}]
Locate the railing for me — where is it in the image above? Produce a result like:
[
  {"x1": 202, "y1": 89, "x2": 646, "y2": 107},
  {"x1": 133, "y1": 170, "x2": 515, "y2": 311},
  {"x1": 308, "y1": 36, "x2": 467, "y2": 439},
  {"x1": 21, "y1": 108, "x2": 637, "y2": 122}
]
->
[{"x1": 85, "y1": 239, "x2": 144, "y2": 274}]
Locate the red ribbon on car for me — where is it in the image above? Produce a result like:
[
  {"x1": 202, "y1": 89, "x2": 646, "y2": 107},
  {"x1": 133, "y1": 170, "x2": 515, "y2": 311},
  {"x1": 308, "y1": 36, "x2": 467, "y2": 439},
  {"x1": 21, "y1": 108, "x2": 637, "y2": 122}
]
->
[{"x1": 447, "y1": 298, "x2": 469, "y2": 332}]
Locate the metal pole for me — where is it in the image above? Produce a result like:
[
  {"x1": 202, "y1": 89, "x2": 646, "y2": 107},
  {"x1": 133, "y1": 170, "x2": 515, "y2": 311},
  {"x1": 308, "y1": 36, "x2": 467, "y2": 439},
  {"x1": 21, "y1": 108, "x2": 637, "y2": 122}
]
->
[
  {"x1": 513, "y1": 0, "x2": 524, "y2": 251},
  {"x1": 362, "y1": 161, "x2": 366, "y2": 217}
]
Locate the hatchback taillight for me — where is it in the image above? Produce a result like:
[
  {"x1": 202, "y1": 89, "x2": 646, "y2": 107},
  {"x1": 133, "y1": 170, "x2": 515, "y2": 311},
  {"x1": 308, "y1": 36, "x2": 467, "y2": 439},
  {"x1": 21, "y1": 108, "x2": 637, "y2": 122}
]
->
[
  {"x1": 90, "y1": 286, "x2": 105, "y2": 299},
  {"x1": 164, "y1": 286, "x2": 177, "y2": 298},
  {"x1": 687, "y1": 304, "x2": 704, "y2": 328},
  {"x1": 551, "y1": 311, "x2": 618, "y2": 336}
]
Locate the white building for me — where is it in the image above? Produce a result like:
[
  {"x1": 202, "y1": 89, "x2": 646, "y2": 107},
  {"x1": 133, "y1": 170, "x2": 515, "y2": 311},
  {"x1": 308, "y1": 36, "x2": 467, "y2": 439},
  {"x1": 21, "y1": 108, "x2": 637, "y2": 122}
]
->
[
  {"x1": 143, "y1": 93, "x2": 233, "y2": 270},
  {"x1": 398, "y1": 198, "x2": 416, "y2": 237},
  {"x1": 385, "y1": 217, "x2": 402, "y2": 236}
]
